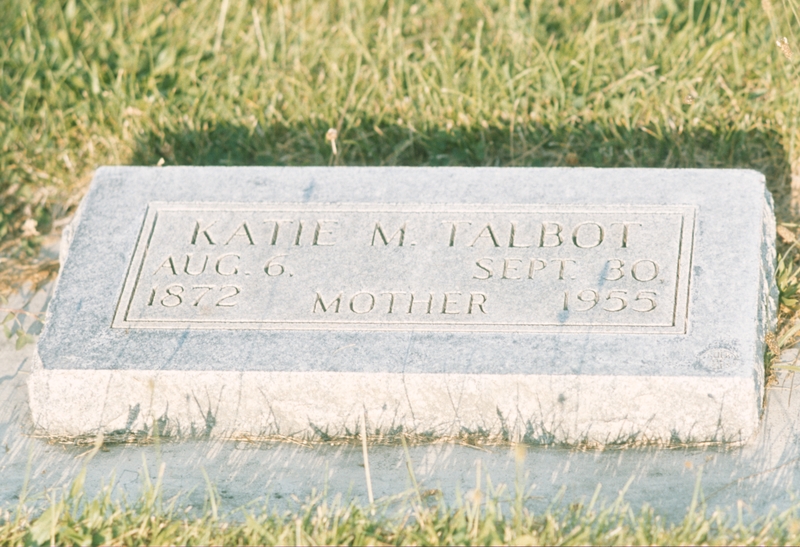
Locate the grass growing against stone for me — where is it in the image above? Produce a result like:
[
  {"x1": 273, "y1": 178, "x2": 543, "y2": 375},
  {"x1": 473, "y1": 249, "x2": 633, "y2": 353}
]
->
[
  {"x1": 4, "y1": 450, "x2": 800, "y2": 546},
  {"x1": 3, "y1": 0, "x2": 800, "y2": 543}
]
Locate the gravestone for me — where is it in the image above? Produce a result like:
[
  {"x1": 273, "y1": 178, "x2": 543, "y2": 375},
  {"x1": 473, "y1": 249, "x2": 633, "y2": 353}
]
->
[{"x1": 29, "y1": 167, "x2": 777, "y2": 444}]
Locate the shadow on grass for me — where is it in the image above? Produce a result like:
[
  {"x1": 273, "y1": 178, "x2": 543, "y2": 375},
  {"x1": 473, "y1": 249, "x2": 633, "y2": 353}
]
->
[{"x1": 131, "y1": 122, "x2": 794, "y2": 220}]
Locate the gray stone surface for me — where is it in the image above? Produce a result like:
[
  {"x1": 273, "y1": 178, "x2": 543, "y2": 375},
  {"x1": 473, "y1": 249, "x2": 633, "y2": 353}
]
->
[{"x1": 29, "y1": 167, "x2": 777, "y2": 443}]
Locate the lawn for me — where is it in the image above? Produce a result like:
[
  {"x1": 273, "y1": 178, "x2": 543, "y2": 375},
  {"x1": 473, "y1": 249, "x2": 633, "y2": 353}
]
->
[
  {"x1": 4, "y1": 443, "x2": 800, "y2": 546},
  {"x1": 2, "y1": 0, "x2": 800, "y2": 543},
  {"x1": 2, "y1": 0, "x2": 798, "y2": 282}
]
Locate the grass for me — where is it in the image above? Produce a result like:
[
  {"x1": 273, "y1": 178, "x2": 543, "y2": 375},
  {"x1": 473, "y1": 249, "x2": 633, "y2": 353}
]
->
[
  {"x1": 1, "y1": 0, "x2": 799, "y2": 267},
  {"x1": 5, "y1": 445, "x2": 800, "y2": 546},
  {"x1": 2, "y1": 0, "x2": 800, "y2": 542}
]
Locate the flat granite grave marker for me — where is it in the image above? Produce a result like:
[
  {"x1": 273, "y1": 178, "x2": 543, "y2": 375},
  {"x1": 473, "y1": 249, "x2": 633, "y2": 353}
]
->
[{"x1": 30, "y1": 167, "x2": 777, "y2": 444}]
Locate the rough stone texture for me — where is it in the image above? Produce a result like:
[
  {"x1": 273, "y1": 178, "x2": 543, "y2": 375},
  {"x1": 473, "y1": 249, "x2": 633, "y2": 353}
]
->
[{"x1": 29, "y1": 167, "x2": 777, "y2": 443}]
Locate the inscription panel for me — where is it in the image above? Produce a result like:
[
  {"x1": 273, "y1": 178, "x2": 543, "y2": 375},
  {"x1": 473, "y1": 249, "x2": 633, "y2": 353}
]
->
[{"x1": 112, "y1": 203, "x2": 695, "y2": 333}]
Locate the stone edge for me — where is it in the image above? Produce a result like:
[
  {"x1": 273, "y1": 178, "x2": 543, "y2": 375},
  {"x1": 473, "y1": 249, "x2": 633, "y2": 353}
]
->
[{"x1": 28, "y1": 367, "x2": 758, "y2": 445}]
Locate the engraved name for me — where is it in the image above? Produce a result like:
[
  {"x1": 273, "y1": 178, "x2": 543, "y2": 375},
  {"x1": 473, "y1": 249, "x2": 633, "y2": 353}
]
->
[{"x1": 113, "y1": 203, "x2": 695, "y2": 333}]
